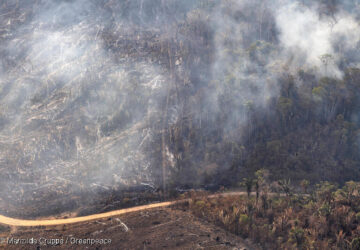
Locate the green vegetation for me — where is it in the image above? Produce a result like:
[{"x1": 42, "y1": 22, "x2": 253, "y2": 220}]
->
[{"x1": 189, "y1": 177, "x2": 360, "y2": 249}]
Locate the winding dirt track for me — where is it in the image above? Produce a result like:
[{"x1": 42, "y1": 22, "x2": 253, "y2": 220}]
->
[
  {"x1": 0, "y1": 201, "x2": 177, "y2": 227},
  {"x1": 0, "y1": 192, "x2": 249, "y2": 227}
]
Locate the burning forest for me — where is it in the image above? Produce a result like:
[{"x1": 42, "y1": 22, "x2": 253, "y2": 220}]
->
[{"x1": 1, "y1": 0, "x2": 360, "y2": 249}]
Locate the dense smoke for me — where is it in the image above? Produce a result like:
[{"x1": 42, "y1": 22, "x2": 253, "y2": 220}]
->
[
  {"x1": 206, "y1": 0, "x2": 360, "y2": 147},
  {"x1": 275, "y1": 1, "x2": 360, "y2": 77},
  {"x1": 0, "y1": 0, "x2": 360, "y2": 216}
]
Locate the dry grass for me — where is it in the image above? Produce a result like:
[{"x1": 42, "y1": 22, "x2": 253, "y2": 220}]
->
[{"x1": 189, "y1": 182, "x2": 360, "y2": 249}]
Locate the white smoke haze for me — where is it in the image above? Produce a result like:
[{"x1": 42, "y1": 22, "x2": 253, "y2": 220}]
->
[
  {"x1": 189, "y1": 0, "x2": 360, "y2": 184},
  {"x1": 1, "y1": 0, "x2": 360, "y2": 216},
  {"x1": 209, "y1": 0, "x2": 360, "y2": 136},
  {"x1": 275, "y1": 1, "x2": 360, "y2": 78},
  {"x1": 0, "y1": 0, "x2": 176, "y2": 217},
  {"x1": 209, "y1": 0, "x2": 281, "y2": 140}
]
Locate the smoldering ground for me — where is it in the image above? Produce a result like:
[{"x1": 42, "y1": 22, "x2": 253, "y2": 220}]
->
[
  {"x1": 0, "y1": 0, "x2": 359, "y2": 217},
  {"x1": 0, "y1": 0, "x2": 175, "y2": 216}
]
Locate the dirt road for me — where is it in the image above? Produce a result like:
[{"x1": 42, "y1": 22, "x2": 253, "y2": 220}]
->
[
  {"x1": 0, "y1": 192, "x2": 261, "y2": 249},
  {"x1": 0, "y1": 192, "x2": 251, "y2": 227},
  {"x1": 0, "y1": 201, "x2": 176, "y2": 227},
  {"x1": 1, "y1": 206, "x2": 259, "y2": 250}
]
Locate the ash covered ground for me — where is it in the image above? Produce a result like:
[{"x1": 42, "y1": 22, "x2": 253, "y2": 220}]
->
[{"x1": 0, "y1": 0, "x2": 200, "y2": 218}]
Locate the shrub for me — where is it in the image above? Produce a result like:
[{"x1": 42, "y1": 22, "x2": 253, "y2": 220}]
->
[
  {"x1": 356, "y1": 212, "x2": 360, "y2": 222},
  {"x1": 289, "y1": 227, "x2": 305, "y2": 248},
  {"x1": 239, "y1": 214, "x2": 250, "y2": 224},
  {"x1": 351, "y1": 237, "x2": 360, "y2": 250}
]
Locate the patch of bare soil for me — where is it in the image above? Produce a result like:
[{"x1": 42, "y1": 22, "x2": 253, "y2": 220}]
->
[{"x1": 0, "y1": 207, "x2": 258, "y2": 250}]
